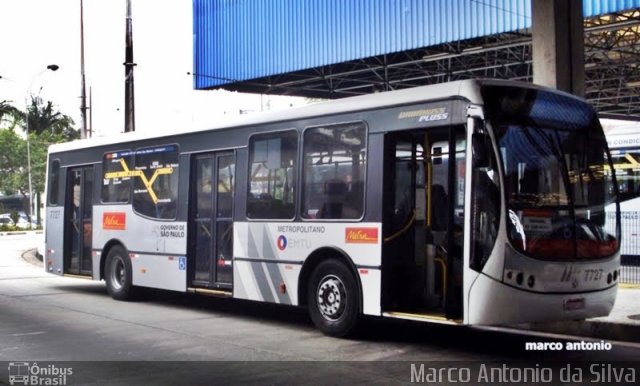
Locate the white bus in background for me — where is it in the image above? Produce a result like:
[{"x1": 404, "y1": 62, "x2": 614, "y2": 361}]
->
[{"x1": 604, "y1": 123, "x2": 640, "y2": 257}]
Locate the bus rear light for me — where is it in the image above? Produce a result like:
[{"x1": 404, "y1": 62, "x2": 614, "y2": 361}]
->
[
  {"x1": 607, "y1": 273, "x2": 612, "y2": 285},
  {"x1": 613, "y1": 270, "x2": 618, "y2": 281},
  {"x1": 47, "y1": 259, "x2": 53, "y2": 266},
  {"x1": 516, "y1": 272, "x2": 524, "y2": 286},
  {"x1": 279, "y1": 282, "x2": 286, "y2": 294}
]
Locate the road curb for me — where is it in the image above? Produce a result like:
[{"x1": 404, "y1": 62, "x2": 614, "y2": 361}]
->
[
  {"x1": 21, "y1": 248, "x2": 43, "y2": 267},
  {"x1": 0, "y1": 230, "x2": 43, "y2": 236}
]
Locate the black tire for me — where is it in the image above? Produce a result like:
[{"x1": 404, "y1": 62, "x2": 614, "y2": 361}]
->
[
  {"x1": 105, "y1": 245, "x2": 135, "y2": 301},
  {"x1": 308, "y1": 259, "x2": 360, "y2": 337}
]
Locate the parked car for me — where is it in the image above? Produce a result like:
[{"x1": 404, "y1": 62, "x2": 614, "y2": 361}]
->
[{"x1": 0, "y1": 213, "x2": 33, "y2": 229}]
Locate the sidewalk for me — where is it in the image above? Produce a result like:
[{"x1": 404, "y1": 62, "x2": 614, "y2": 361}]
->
[{"x1": 20, "y1": 247, "x2": 640, "y2": 343}]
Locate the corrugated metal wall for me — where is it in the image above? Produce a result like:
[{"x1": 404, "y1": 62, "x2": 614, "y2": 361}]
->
[
  {"x1": 584, "y1": 0, "x2": 639, "y2": 17},
  {"x1": 193, "y1": 0, "x2": 640, "y2": 89}
]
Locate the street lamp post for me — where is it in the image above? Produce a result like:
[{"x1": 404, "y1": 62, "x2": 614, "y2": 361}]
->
[{"x1": 26, "y1": 64, "x2": 59, "y2": 229}]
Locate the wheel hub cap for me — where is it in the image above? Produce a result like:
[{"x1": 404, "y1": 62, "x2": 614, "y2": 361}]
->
[{"x1": 317, "y1": 275, "x2": 346, "y2": 321}]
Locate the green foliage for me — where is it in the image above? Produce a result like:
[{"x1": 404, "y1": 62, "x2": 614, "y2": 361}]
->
[
  {"x1": 0, "y1": 100, "x2": 21, "y2": 129},
  {"x1": 23, "y1": 96, "x2": 80, "y2": 140},
  {"x1": 0, "y1": 98, "x2": 79, "y2": 221},
  {"x1": 0, "y1": 127, "x2": 28, "y2": 196}
]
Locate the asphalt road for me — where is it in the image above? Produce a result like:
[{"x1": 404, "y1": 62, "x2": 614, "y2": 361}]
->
[{"x1": 1, "y1": 234, "x2": 639, "y2": 385}]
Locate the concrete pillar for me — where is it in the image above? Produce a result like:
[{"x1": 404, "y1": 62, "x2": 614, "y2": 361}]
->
[{"x1": 532, "y1": 0, "x2": 585, "y2": 97}]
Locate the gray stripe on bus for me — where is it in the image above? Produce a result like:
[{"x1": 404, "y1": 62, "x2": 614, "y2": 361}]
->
[
  {"x1": 261, "y1": 224, "x2": 277, "y2": 261},
  {"x1": 233, "y1": 267, "x2": 247, "y2": 300},
  {"x1": 249, "y1": 261, "x2": 275, "y2": 303},
  {"x1": 245, "y1": 230, "x2": 274, "y2": 301},
  {"x1": 247, "y1": 225, "x2": 260, "y2": 258},
  {"x1": 260, "y1": 225, "x2": 292, "y2": 304},
  {"x1": 264, "y1": 261, "x2": 292, "y2": 304},
  {"x1": 245, "y1": 261, "x2": 265, "y2": 301}
]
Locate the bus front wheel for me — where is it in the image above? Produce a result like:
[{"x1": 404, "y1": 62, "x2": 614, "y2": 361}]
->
[
  {"x1": 105, "y1": 245, "x2": 135, "y2": 301},
  {"x1": 308, "y1": 259, "x2": 360, "y2": 337}
]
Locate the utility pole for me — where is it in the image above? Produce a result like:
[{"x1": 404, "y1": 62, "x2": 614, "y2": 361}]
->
[
  {"x1": 79, "y1": 0, "x2": 89, "y2": 138},
  {"x1": 124, "y1": 0, "x2": 136, "y2": 132},
  {"x1": 89, "y1": 86, "x2": 93, "y2": 137}
]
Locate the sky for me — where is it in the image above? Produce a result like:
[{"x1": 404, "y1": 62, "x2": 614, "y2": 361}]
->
[{"x1": 0, "y1": 0, "x2": 305, "y2": 138}]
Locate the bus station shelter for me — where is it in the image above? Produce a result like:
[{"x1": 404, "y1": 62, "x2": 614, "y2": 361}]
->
[{"x1": 193, "y1": 0, "x2": 640, "y2": 119}]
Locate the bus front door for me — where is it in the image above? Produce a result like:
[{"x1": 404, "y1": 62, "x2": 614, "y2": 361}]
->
[
  {"x1": 190, "y1": 152, "x2": 235, "y2": 290},
  {"x1": 382, "y1": 127, "x2": 465, "y2": 320},
  {"x1": 64, "y1": 166, "x2": 94, "y2": 276}
]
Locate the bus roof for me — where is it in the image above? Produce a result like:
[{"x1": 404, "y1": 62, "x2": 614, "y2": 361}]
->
[{"x1": 48, "y1": 79, "x2": 568, "y2": 154}]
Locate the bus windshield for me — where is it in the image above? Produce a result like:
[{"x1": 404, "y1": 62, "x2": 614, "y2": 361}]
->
[{"x1": 482, "y1": 85, "x2": 619, "y2": 260}]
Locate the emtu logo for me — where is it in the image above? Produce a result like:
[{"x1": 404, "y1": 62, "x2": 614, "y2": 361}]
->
[{"x1": 276, "y1": 235, "x2": 287, "y2": 251}]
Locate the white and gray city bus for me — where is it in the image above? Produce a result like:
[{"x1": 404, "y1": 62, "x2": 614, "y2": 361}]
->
[{"x1": 44, "y1": 79, "x2": 621, "y2": 337}]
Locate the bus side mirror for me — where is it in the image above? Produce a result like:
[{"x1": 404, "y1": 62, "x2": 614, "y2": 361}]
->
[{"x1": 472, "y1": 133, "x2": 491, "y2": 168}]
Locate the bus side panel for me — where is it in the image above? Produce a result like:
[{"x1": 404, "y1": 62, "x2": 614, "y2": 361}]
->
[
  {"x1": 233, "y1": 221, "x2": 382, "y2": 315},
  {"x1": 129, "y1": 253, "x2": 186, "y2": 292},
  {"x1": 93, "y1": 205, "x2": 187, "y2": 292},
  {"x1": 233, "y1": 259, "x2": 300, "y2": 305},
  {"x1": 44, "y1": 205, "x2": 65, "y2": 276}
]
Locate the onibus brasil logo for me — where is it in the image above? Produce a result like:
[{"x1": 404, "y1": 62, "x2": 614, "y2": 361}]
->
[{"x1": 7, "y1": 362, "x2": 72, "y2": 385}]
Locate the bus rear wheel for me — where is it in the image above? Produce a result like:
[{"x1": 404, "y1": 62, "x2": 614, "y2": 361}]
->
[
  {"x1": 308, "y1": 259, "x2": 360, "y2": 337},
  {"x1": 105, "y1": 245, "x2": 135, "y2": 301}
]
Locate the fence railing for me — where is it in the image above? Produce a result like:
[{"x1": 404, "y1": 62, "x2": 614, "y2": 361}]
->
[
  {"x1": 607, "y1": 211, "x2": 640, "y2": 284},
  {"x1": 621, "y1": 255, "x2": 640, "y2": 285}
]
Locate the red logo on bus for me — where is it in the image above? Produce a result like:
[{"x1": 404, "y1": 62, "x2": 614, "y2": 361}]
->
[
  {"x1": 103, "y1": 212, "x2": 126, "y2": 230},
  {"x1": 345, "y1": 227, "x2": 378, "y2": 244}
]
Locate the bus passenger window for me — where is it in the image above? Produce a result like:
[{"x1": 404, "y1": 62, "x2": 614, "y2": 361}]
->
[
  {"x1": 302, "y1": 122, "x2": 367, "y2": 220},
  {"x1": 102, "y1": 150, "x2": 133, "y2": 203},
  {"x1": 132, "y1": 145, "x2": 179, "y2": 219},
  {"x1": 247, "y1": 131, "x2": 297, "y2": 219},
  {"x1": 48, "y1": 160, "x2": 61, "y2": 206}
]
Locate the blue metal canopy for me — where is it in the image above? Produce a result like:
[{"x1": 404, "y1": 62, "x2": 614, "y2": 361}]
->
[{"x1": 193, "y1": 0, "x2": 638, "y2": 90}]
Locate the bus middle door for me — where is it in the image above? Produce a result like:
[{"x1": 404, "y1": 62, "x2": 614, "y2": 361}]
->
[{"x1": 190, "y1": 152, "x2": 235, "y2": 290}]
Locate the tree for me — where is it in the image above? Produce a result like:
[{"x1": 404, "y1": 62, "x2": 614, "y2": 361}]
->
[
  {"x1": 21, "y1": 96, "x2": 79, "y2": 140},
  {"x1": 0, "y1": 128, "x2": 28, "y2": 197},
  {"x1": 0, "y1": 100, "x2": 21, "y2": 129},
  {"x1": 0, "y1": 97, "x2": 79, "y2": 223}
]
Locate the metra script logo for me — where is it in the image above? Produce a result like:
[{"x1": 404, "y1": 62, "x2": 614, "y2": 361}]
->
[
  {"x1": 345, "y1": 227, "x2": 378, "y2": 244},
  {"x1": 103, "y1": 212, "x2": 126, "y2": 230}
]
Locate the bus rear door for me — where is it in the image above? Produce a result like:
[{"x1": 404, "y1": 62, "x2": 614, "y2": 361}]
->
[{"x1": 64, "y1": 165, "x2": 94, "y2": 276}]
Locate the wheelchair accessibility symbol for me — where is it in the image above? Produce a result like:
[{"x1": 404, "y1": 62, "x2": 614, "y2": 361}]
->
[{"x1": 178, "y1": 256, "x2": 186, "y2": 271}]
